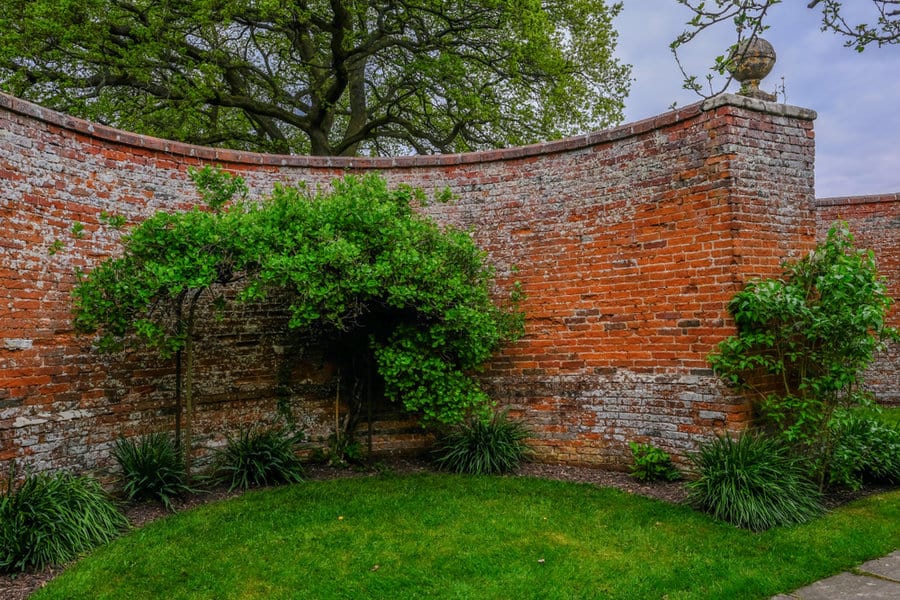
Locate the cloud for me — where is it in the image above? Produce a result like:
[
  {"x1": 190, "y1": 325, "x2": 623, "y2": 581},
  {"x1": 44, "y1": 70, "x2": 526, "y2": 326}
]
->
[{"x1": 613, "y1": 2, "x2": 900, "y2": 197}]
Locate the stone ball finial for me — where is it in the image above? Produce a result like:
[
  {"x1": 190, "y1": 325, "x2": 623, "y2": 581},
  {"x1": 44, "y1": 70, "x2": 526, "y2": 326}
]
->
[{"x1": 727, "y1": 37, "x2": 777, "y2": 102}]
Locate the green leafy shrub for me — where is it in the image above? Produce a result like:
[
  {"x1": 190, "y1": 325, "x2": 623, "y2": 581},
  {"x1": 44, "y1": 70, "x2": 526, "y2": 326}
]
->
[
  {"x1": 243, "y1": 175, "x2": 524, "y2": 425},
  {"x1": 628, "y1": 441, "x2": 681, "y2": 482},
  {"x1": 828, "y1": 411, "x2": 900, "y2": 490},
  {"x1": 708, "y1": 224, "x2": 897, "y2": 487},
  {"x1": 432, "y1": 412, "x2": 531, "y2": 475},
  {"x1": 687, "y1": 433, "x2": 823, "y2": 531},
  {"x1": 113, "y1": 433, "x2": 193, "y2": 510},
  {"x1": 0, "y1": 468, "x2": 127, "y2": 573},
  {"x1": 323, "y1": 433, "x2": 365, "y2": 469},
  {"x1": 213, "y1": 428, "x2": 304, "y2": 491},
  {"x1": 74, "y1": 172, "x2": 523, "y2": 456}
]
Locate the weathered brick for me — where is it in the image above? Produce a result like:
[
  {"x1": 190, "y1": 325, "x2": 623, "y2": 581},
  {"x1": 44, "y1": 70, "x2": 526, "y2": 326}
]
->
[{"x1": 3, "y1": 91, "x2": 891, "y2": 475}]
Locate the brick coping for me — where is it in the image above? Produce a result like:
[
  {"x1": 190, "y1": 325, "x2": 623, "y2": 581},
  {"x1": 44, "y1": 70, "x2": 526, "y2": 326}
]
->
[
  {"x1": 1, "y1": 91, "x2": 816, "y2": 169},
  {"x1": 816, "y1": 193, "x2": 900, "y2": 207}
]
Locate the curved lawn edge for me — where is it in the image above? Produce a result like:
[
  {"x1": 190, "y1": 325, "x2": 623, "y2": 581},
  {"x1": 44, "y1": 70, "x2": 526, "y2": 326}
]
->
[{"x1": 30, "y1": 474, "x2": 900, "y2": 600}]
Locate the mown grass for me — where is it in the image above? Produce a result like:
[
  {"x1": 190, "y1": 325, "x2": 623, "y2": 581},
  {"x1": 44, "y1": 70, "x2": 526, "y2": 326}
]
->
[{"x1": 32, "y1": 474, "x2": 900, "y2": 600}]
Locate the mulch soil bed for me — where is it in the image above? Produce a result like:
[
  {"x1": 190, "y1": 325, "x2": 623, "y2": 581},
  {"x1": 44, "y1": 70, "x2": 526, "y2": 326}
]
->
[{"x1": 1, "y1": 458, "x2": 891, "y2": 600}]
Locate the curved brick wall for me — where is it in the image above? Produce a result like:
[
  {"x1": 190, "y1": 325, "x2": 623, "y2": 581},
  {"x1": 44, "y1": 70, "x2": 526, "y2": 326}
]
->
[{"x1": 1, "y1": 91, "x2": 821, "y2": 475}]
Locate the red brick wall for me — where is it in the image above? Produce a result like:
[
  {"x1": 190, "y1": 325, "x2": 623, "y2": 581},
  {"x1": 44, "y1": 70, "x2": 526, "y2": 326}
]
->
[
  {"x1": 816, "y1": 194, "x2": 900, "y2": 405},
  {"x1": 1, "y1": 92, "x2": 817, "y2": 475}
]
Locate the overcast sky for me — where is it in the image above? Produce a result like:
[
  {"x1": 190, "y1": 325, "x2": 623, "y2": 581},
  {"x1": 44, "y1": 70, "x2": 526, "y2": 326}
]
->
[{"x1": 613, "y1": 1, "x2": 900, "y2": 198}]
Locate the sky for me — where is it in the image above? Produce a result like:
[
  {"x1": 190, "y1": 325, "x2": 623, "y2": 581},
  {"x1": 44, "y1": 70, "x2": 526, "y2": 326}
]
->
[{"x1": 612, "y1": 1, "x2": 900, "y2": 198}]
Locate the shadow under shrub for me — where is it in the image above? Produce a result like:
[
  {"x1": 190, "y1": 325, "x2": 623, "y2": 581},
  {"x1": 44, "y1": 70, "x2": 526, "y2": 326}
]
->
[
  {"x1": 687, "y1": 433, "x2": 823, "y2": 531},
  {"x1": 432, "y1": 412, "x2": 531, "y2": 475},
  {"x1": 212, "y1": 428, "x2": 304, "y2": 491},
  {"x1": 113, "y1": 433, "x2": 193, "y2": 510},
  {"x1": 0, "y1": 468, "x2": 127, "y2": 573}
]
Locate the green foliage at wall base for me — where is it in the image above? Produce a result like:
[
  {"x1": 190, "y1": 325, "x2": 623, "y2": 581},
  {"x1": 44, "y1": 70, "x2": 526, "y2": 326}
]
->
[
  {"x1": 432, "y1": 411, "x2": 532, "y2": 475},
  {"x1": 0, "y1": 467, "x2": 127, "y2": 573},
  {"x1": 628, "y1": 441, "x2": 681, "y2": 482},
  {"x1": 687, "y1": 433, "x2": 823, "y2": 532},
  {"x1": 708, "y1": 223, "x2": 898, "y2": 487},
  {"x1": 212, "y1": 428, "x2": 304, "y2": 491},
  {"x1": 112, "y1": 433, "x2": 194, "y2": 510}
]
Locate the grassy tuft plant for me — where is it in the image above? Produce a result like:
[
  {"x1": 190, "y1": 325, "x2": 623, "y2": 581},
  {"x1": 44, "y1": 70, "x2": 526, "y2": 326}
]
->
[
  {"x1": 432, "y1": 411, "x2": 531, "y2": 475},
  {"x1": 0, "y1": 466, "x2": 127, "y2": 573},
  {"x1": 212, "y1": 428, "x2": 304, "y2": 491},
  {"x1": 628, "y1": 441, "x2": 681, "y2": 482},
  {"x1": 112, "y1": 433, "x2": 193, "y2": 510},
  {"x1": 687, "y1": 433, "x2": 823, "y2": 531}
]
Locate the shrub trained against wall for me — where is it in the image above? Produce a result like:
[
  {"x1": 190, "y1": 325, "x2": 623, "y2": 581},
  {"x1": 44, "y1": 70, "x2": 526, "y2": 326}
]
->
[
  {"x1": 0, "y1": 92, "x2": 830, "y2": 475},
  {"x1": 71, "y1": 170, "x2": 523, "y2": 472},
  {"x1": 238, "y1": 175, "x2": 523, "y2": 426}
]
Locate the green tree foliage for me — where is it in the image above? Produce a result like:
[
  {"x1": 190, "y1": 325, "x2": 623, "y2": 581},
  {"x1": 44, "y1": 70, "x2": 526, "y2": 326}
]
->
[
  {"x1": 708, "y1": 223, "x2": 897, "y2": 485},
  {"x1": 0, "y1": 0, "x2": 631, "y2": 156},
  {"x1": 672, "y1": 1, "x2": 900, "y2": 96},
  {"x1": 72, "y1": 167, "x2": 251, "y2": 475},
  {"x1": 73, "y1": 170, "x2": 522, "y2": 469},
  {"x1": 241, "y1": 174, "x2": 524, "y2": 424}
]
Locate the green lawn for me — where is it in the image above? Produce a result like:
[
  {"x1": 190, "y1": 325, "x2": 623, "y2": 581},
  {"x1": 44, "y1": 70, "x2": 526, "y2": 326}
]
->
[{"x1": 33, "y1": 474, "x2": 900, "y2": 600}]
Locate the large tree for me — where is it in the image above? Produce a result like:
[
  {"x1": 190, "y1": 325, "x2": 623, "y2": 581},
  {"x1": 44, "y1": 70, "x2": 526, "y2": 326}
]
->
[{"x1": 0, "y1": 0, "x2": 630, "y2": 156}]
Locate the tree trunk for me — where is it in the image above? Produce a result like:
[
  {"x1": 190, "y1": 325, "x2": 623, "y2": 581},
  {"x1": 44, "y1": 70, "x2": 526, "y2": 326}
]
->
[{"x1": 182, "y1": 289, "x2": 203, "y2": 479}]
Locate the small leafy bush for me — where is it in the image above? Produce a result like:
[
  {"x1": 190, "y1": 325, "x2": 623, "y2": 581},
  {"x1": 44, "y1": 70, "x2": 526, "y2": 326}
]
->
[
  {"x1": 829, "y1": 411, "x2": 900, "y2": 490},
  {"x1": 213, "y1": 428, "x2": 304, "y2": 491},
  {"x1": 708, "y1": 224, "x2": 897, "y2": 487},
  {"x1": 113, "y1": 433, "x2": 192, "y2": 509},
  {"x1": 322, "y1": 433, "x2": 365, "y2": 468},
  {"x1": 432, "y1": 412, "x2": 531, "y2": 475},
  {"x1": 0, "y1": 467, "x2": 127, "y2": 573},
  {"x1": 628, "y1": 441, "x2": 681, "y2": 482},
  {"x1": 687, "y1": 433, "x2": 823, "y2": 531}
]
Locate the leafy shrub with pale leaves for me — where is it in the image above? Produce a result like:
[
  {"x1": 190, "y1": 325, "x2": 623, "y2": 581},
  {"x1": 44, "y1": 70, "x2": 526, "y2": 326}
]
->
[
  {"x1": 113, "y1": 433, "x2": 193, "y2": 509},
  {"x1": 432, "y1": 412, "x2": 531, "y2": 475},
  {"x1": 213, "y1": 428, "x2": 304, "y2": 491},
  {"x1": 0, "y1": 468, "x2": 126, "y2": 573},
  {"x1": 628, "y1": 441, "x2": 681, "y2": 482},
  {"x1": 687, "y1": 433, "x2": 823, "y2": 531}
]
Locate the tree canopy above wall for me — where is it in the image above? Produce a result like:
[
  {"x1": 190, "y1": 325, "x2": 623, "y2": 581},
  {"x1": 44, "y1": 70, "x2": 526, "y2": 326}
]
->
[{"x1": 0, "y1": 0, "x2": 631, "y2": 156}]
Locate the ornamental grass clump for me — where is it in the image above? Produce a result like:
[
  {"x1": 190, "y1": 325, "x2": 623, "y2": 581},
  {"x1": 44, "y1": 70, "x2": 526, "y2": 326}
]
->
[
  {"x1": 432, "y1": 412, "x2": 531, "y2": 475},
  {"x1": 0, "y1": 467, "x2": 127, "y2": 573},
  {"x1": 687, "y1": 433, "x2": 823, "y2": 532},
  {"x1": 113, "y1": 433, "x2": 193, "y2": 510},
  {"x1": 212, "y1": 428, "x2": 304, "y2": 491}
]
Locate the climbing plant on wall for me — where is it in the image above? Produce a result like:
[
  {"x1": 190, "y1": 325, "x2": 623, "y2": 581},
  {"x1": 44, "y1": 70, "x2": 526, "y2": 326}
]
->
[
  {"x1": 241, "y1": 174, "x2": 524, "y2": 427},
  {"x1": 73, "y1": 166, "x2": 251, "y2": 476},
  {"x1": 73, "y1": 170, "x2": 523, "y2": 470}
]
